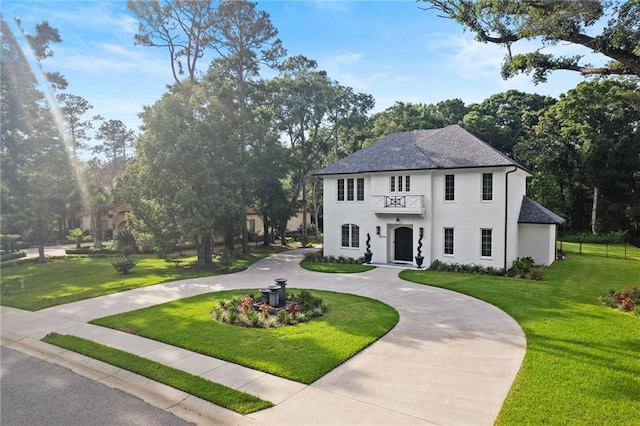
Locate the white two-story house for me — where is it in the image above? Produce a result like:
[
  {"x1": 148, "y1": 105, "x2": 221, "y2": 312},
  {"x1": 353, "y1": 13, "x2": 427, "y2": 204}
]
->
[{"x1": 315, "y1": 125, "x2": 565, "y2": 269}]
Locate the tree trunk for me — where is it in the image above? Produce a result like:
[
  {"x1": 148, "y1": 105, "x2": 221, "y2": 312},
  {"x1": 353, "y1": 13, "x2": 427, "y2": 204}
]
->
[
  {"x1": 591, "y1": 186, "x2": 599, "y2": 235},
  {"x1": 93, "y1": 214, "x2": 103, "y2": 249},
  {"x1": 197, "y1": 233, "x2": 212, "y2": 267},
  {"x1": 239, "y1": 72, "x2": 250, "y2": 256},
  {"x1": 270, "y1": 223, "x2": 276, "y2": 245},
  {"x1": 302, "y1": 177, "x2": 308, "y2": 239},
  {"x1": 262, "y1": 212, "x2": 270, "y2": 246},
  {"x1": 279, "y1": 221, "x2": 287, "y2": 246},
  {"x1": 37, "y1": 244, "x2": 46, "y2": 263}
]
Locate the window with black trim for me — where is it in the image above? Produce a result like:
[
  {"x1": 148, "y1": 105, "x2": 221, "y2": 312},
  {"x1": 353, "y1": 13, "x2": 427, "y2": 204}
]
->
[
  {"x1": 338, "y1": 178, "x2": 364, "y2": 202},
  {"x1": 356, "y1": 178, "x2": 364, "y2": 201},
  {"x1": 347, "y1": 179, "x2": 354, "y2": 201},
  {"x1": 337, "y1": 179, "x2": 344, "y2": 201},
  {"x1": 390, "y1": 175, "x2": 410, "y2": 193},
  {"x1": 481, "y1": 228, "x2": 492, "y2": 257},
  {"x1": 482, "y1": 173, "x2": 493, "y2": 201},
  {"x1": 444, "y1": 228, "x2": 454, "y2": 255},
  {"x1": 445, "y1": 174, "x2": 455, "y2": 201},
  {"x1": 341, "y1": 224, "x2": 360, "y2": 248}
]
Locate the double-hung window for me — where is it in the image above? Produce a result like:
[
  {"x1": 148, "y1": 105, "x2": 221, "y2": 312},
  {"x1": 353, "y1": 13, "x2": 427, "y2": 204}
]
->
[
  {"x1": 482, "y1": 173, "x2": 493, "y2": 201},
  {"x1": 347, "y1": 179, "x2": 354, "y2": 201},
  {"x1": 390, "y1": 175, "x2": 411, "y2": 193},
  {"x1": 444, "y1": 228, "x2": 454, "y2": 255},
  {"x1": 445, "y1": 174, "x2": 455, "y2": 201},
  {"x1": 356, "y1": 178, "x2": 365, "y2": 201},
  {"x1": 337, "y1": 178, "x2": 364, "y2": 202},
  {"x1": 481, "y1": 228, "x2": 492, "y2": 257},
  {"x1": 341, "y1": 224, "x2": 360, "y2": 248}
]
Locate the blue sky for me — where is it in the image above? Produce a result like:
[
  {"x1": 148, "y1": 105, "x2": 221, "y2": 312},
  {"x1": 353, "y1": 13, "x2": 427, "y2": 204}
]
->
[{"x1": 3, "y1": 0, "x2": 600, "y2": 140}]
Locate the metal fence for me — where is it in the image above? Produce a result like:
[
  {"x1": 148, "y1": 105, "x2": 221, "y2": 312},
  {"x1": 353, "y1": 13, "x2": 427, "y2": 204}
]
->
[{"x1": 557, "y1": 236, "x2": 640, "y2": 261}]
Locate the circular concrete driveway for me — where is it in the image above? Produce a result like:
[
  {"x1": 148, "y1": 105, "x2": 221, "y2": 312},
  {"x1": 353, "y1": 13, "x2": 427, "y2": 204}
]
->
[{"x1": 1, "y1": 249, "x2": 525, "y2": 425}]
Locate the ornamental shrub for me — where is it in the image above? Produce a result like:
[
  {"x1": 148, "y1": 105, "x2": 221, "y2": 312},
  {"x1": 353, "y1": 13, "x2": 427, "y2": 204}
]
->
[
  {"x1": 600, "y1": 286, "x2": 640, "y2": 313},
  {"x1": 67, "y1": 247, "x2": 119, "y2": 256},
  {"x1": 0, "y1": 250, "x2": 27, "y2": 262},
  {"x1": 302, "y1": 251, "x2": 363, "y2": 265},
  {"x1": 212, "y1": 291, "x2": 328, "y2": 328},
  {"x1": 111, "y1": 257, "x2": 137, "y2": 274}
]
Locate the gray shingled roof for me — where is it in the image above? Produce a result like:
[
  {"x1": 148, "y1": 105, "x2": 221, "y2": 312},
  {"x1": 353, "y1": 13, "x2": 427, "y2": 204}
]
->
[
  {"x1": 518, "y1": 196, "x2": 566, "y2": 225},
  {"x1": 315, "y1": 125, "x2": 523, "y2": 176}
]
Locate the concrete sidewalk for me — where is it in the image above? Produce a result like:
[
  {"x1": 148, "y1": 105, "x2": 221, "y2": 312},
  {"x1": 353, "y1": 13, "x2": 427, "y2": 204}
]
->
[{"x1": 1, "y1": 250, "x2": 525, "y2": 425}]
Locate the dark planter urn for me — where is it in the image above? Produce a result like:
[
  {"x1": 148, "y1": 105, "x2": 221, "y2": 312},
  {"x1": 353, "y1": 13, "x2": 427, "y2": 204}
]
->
[
  {"x1": 364, "y1": 251, "x2": 373, "y2": 264},
  {"x1": 415, "y1": 256, "x2": 424, "y2": 268}
]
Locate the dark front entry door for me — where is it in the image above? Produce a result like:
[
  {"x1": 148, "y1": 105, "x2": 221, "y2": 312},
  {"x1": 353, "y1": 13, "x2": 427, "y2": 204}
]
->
[{"x1": 394, "y1": 226, "x2": 413, "y2": 262}]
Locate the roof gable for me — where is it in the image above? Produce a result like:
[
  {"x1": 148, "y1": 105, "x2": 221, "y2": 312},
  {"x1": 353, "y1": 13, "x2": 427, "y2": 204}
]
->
[
  {"x1": 315, "y1": 125, "x2": 523, "y2": 176},
  {"x1": 518, "y1": 196, "x2": 566, "y2": 225}
]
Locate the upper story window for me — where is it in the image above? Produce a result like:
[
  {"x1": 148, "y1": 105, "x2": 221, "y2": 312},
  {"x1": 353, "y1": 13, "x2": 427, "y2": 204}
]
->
[
  {"x1": 390, "y1": 175, "x2": 410, "y2": 193},
  {"x1": 445, "y1": 174, "x2": 455, "y2": 201},
  {"x1": 337, "y1": 178, "x2": 364, "y2": 202},
  {"x1": 482, "y1": 173, "x2": 493, "y2": 201},
  {"x1": 356, "y1": 178, "x2": 365, "y2": 201}
]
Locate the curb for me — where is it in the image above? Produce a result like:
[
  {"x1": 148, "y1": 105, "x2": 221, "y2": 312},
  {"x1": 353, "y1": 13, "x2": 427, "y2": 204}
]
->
[{"x1": 3, "y1": 336, "x2": 260, "y2": 426}]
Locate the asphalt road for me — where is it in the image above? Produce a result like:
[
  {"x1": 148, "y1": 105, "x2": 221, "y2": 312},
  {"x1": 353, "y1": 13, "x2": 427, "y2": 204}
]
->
[{"x1": 0, "y1": 346, "x2": 193, "y2": 426}]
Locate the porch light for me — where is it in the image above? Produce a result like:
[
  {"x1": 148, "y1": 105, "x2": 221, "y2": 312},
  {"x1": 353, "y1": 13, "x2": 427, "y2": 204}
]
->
[
  {"x1": 396, "y1": 217, "x2": 400, "y2": 224},
  {"x1": 419, "y1": 227, "x2": 424, "y2": 237},
  {"x1": 376, "y1": 226, "x2": 381, "y2": 235}
]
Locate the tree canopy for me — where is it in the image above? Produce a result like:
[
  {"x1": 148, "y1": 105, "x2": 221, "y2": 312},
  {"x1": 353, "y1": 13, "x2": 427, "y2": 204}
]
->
[
  {"x1": 516, "y1": 79, "x2": 640, "y2": 232},
  {"x1": 421, "y1": 0, "x2": 640, "y2": 82}
]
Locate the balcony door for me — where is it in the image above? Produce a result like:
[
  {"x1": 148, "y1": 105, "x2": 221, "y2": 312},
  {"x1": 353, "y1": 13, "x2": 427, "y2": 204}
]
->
[{"x1": 394, "y1": 226, "x2": 413, "y2": 262}]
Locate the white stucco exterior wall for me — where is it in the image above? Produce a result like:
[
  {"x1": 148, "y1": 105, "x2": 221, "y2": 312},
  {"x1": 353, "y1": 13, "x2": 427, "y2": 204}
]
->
[
  {"x1": 321, "y1": 166, "x2": 530, "y2": 269},
  {"x1": 518, "y1": 223, "x2": 557, "y2": 266}
]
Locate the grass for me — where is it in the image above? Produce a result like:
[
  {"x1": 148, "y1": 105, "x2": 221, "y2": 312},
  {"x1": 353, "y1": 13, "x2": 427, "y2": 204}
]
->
[
  {"x1": 90, "y1": 289, "x2": 399, "y2": 384},
  {"x1": 41, "y1": 333, "x2": 272, "y2": 414},
  {"x1": 0, "y1": 245, "x2": 286, "y2": 311},
  {"x1": 558, "y1": 241, "x2": 640, "y2": 261},
  {"x1": 399, "y1": 255, "x2": 640, "y2": 425},
  {"x1": 299, "y1": 261, "x2": 375, "y2": 273}
]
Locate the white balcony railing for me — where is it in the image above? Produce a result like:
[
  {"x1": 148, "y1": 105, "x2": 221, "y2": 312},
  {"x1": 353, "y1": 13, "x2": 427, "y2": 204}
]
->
[{"x1": 370, "y1": 195, "x2": 425, "y2": 215}]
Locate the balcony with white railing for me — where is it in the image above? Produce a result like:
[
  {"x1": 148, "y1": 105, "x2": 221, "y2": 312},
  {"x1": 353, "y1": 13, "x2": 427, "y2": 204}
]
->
[{"x1": 370, "y1": 195, "x2": 426, "y2": 215}]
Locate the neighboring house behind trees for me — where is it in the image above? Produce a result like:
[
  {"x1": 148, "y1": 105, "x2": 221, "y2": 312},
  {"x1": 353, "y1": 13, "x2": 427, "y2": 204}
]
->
[{"x1": 316, "y1": 125, "x2": 564, "y2": 269}]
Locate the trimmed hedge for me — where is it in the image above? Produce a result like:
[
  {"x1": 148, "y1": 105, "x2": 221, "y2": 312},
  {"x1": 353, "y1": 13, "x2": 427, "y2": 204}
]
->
[
  {"x1": 65, "y1": 247, "x2": 119, "y2": 256},
  {"x1": 0, "y1": 250, "x2": 27, "y2": 262}
]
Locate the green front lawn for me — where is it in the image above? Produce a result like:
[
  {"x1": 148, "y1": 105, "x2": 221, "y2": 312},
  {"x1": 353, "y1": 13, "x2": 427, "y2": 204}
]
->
[
  {"x1": 90, "y1": 289, "x2": 399, "y2": 384},
  {"x1": 0, "y1": 246, "x2": 285, "y2": 311},
  {"x1": 558, "y1": 241, "x2": 640, "y2": 260},
  {"x1": 42, "y1": 333, "x2": 272, "y2": 414},
  {"x1": 400, "y1": 256, "x2": 640, "y2": 425}
]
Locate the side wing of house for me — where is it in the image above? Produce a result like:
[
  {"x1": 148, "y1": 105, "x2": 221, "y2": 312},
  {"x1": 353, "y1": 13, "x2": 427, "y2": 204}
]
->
[{"x1": 517, "y1": 196, "x2": 566, "y2": 266}]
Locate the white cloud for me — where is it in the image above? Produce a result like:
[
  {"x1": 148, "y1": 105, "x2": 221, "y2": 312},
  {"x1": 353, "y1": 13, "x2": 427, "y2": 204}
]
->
[
  {"x1": 95, "y1": 43, "x2": 143, "y2": 59},
  {"x1": 319, "y1": 49, "x2": 397, "y2": 91},
  {"x1": 425, "y1": 33, "x2": 504, "y2": 80}
]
